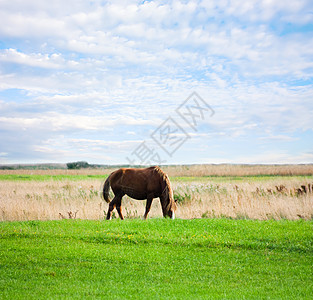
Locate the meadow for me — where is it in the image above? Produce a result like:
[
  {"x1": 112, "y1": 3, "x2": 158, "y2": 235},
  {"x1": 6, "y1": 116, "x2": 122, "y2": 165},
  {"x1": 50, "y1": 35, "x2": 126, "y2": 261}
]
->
[
  {"x1": 1, "y1": 218, "x2": 312, "y2": 299},
  {"x1": 0, "y1": 165, "x2": 312, "y2": 298}
]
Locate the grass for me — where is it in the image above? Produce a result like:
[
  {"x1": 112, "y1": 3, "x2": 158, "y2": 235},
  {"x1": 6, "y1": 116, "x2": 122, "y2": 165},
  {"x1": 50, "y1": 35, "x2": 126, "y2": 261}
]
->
[
  {"x1": 1, "y1": 173, "x2": 312, "y2": 221},
  {"x1": 0, "y1": 218, "x2": 312, "y2": 299},
  {"x1": 0, "y1": 172, "x2": 312, "y2": 183},
  {"x1": 1, "y1": 163, "x2": 313, "y2": 179},
  {"x1": 0, "y1": 174, "x2": 107, "y2": 181},
  {"x1": 173, "y1": 174, "x2": 313, "y2": 183},
  {"x1": 163, "y1": 164, "x2": 313, "y2": 177}
]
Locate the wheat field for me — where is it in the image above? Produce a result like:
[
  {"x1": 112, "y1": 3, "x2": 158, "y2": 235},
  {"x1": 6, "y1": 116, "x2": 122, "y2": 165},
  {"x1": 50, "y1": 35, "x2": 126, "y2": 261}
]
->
[{"x1": 0, "y1": 165, "x2": 312, "y2": 221}]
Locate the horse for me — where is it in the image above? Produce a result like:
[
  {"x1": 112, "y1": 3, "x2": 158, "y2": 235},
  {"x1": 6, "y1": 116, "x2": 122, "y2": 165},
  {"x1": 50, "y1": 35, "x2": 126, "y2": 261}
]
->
[{"x1": 102, "y1": 166, "x2": 177, "y2": 220}]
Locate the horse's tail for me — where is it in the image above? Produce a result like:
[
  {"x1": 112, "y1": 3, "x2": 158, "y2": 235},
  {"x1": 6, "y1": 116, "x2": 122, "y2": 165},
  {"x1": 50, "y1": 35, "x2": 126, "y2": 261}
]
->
[{"x1": 102, "y1": 175, "x2": 112, "y2": 203}]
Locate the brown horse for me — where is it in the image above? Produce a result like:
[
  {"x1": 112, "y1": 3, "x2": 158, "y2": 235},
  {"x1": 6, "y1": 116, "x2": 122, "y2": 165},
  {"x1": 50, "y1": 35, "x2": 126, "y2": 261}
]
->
[{"x1": 102, "y1": 166, "x2": 177, "y2": 220}]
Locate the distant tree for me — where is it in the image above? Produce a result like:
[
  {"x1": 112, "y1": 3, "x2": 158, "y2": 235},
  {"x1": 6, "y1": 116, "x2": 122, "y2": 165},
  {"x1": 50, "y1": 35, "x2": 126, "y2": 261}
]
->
[{"x1": 67, "y1": 161, "x2": 90, "y2": 169}]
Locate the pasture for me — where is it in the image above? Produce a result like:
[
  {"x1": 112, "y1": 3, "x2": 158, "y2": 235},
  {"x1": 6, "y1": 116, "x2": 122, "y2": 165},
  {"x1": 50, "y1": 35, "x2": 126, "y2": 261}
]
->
[
  {"x1": 0, "y1": 165, "x2": 312, "y2": 298},
  {"x1": 1, "y1": 219, "x2": 312, "y2": 299}
]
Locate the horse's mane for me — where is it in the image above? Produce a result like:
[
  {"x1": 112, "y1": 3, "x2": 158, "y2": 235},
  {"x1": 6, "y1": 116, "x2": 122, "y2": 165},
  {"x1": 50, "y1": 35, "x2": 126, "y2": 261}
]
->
[{"x1": 152, "y1": 166, "x2": 175, "y2": 211}]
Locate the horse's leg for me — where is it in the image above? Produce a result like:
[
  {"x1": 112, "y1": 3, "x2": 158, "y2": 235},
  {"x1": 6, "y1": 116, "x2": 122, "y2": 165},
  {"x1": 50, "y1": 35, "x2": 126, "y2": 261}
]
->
[
  {"x1": 106, "y1": 196, "x2": 116, "y2": 220},
  {"x1": 106, "y1": 193, "x2": 124, "y2": 220},
  {"x1": 106, "y1": 194, "x2": 120, "y2": 220},
  {"x1": 115, "y1": 196, "x2": 124, "y2": 220},
  {"x1": 143, "y1": 196, "x2": 153, "y2": 219},
  {"x1": 159, "y1": 197, "x2": 167, "y2": 218}
]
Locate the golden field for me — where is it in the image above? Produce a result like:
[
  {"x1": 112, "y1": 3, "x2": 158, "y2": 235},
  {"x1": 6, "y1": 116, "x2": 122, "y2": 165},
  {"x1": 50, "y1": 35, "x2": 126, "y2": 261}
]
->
[{"x1": 0, "y1": 164, "x2": 312, "y2": 221}]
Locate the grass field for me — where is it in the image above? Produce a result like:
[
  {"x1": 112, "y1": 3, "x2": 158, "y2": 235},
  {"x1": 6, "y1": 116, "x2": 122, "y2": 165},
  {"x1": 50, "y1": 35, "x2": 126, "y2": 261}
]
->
[
  {"x1": 0, "y1": 168, "x2": 312, "y2": 221},
  {"x1": 0, "y1": 218, "x2": 312, "y2": 299},
  {"x1": 0, "y1": 165, "x2": 312, "y2": 298}
]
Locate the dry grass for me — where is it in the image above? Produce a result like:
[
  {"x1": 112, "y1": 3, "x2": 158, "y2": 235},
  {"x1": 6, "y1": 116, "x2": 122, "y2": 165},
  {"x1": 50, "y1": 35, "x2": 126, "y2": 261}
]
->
[
  {"x1": 0, "y1": 180, "x2": 104, "y2": 221},
  {"x1": 173, "y1": 179, "x2": 313, "y2": 220},
  {"x1": 0, "y1": 178, "x2": 312, "y2": 222},
  {"x1": 0, "y1": 165, "x2": 312, "y2": 221},
  {"x1": 163, "y1": 164, "x2": 313, "y2": 177},
  {"x1": 0, "y1": 178, "x2": 166, "y2": 221}
]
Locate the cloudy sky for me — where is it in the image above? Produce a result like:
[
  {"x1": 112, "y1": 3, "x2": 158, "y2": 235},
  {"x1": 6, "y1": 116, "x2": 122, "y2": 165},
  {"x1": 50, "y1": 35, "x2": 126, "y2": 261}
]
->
[{"x1": 0, "y1": 0, "x2": 312, "y2": 165}]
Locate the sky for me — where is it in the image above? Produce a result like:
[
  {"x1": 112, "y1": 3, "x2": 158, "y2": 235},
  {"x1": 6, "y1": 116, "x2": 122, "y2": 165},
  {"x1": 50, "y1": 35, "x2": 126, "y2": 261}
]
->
[{"x1": 0, "y1": 0, "x2": 312, "y2": 165}]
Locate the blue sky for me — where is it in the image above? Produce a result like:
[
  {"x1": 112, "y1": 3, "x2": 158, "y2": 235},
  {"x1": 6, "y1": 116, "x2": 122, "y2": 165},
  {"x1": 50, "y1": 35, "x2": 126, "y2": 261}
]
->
[{"x1": 0, "y1": 0, "x2": 312, "y2": 165}]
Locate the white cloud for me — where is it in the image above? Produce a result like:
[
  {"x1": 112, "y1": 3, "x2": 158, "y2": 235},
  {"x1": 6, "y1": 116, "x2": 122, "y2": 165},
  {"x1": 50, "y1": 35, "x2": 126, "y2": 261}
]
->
[
  {"x1": 0, "y1": 49, "x2": 64, "y2": 69},
  {"x1": 0, "y1": 0, "x2": 312, "y2": 164},
  {"x1": 0, "y1": 11, "x2": 67, "y2": 39}
]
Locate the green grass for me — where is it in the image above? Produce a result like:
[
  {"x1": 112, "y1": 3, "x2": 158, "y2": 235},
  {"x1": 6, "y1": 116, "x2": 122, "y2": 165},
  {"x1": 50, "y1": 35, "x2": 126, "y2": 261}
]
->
[
  {"x1": 1, "y1": 173, "x2": 312, "y2": 183},
  {"x1": 0, "y1": 174, "x2": 108, "y2": 181},
  {"x1": 0, "y1": 219, "x2": 312, "y2": 299}
]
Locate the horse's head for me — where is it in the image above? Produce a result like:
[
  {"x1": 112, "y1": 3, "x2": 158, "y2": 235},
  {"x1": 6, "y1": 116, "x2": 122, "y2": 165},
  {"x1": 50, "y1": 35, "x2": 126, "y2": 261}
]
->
[
  {"x1": 156, "y1": 166, "x2": 177, "y2": 219},
  {"x1": 162, "y1": 182, "x2": 177, "y2": 219},
  {"x1": 166, "y1": 203, "x2": 177, "y2": 219}
]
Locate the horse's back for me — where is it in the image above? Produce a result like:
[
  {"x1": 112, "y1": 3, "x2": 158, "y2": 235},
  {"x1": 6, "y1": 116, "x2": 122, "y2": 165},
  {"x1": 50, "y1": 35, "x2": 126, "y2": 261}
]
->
[{"x1": 109, "y1": 167, "x2": 162, "y2": 199}]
